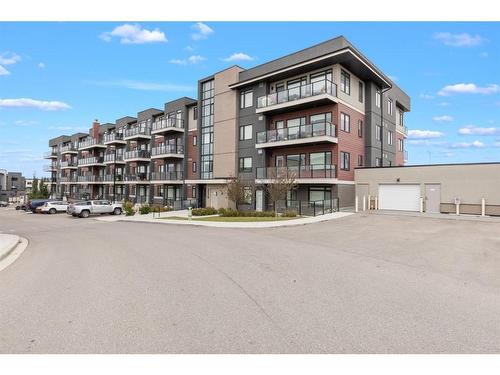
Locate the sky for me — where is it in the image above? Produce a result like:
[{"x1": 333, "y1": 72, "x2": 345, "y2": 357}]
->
[{"x1": 0, "y1": 22, "x2": 499, "y2": 177}]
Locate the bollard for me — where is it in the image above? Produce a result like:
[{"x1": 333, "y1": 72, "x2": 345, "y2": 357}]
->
[
  {"x1": 188, "y1": 206, "x2": 192, "y2": 220},
  {"x1": 355, "y1": 196, "x2": 359, "y2": 213},
  {"x1": 481, "y1": 198, "x2": 485, "y2": 216},
  {"x1": 374, "y1": 196, "x2": 378, "y2": 210},
  {"x1": 368, "y1": 195, "x2": 371, "y2": 210},
  {"x1": 420, "y1": 197, "x2": 424, "y2": 213},
  {"x1": 455, "y1": 203, "x2": 460, "y2": 215},
  {"x1": 362, "y1": 195, "x2": 366, "y2": 211}
]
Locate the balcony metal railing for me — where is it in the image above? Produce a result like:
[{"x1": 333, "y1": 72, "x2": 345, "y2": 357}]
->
[
  {"x1": 103, "y1": 153, "x2": 125, "y2": 163},
  {"x1": 78, "y1": 156, "x2": 104, "y2": 166},
  {"x1": 124, "y1": 127, "x2": 151, "y2": 138},
  {"x1": 77, "y1": 175, "x2": 104, "y2": 183},
  {"x1": 43, "y1": 165, "x2": 57, "y2": 172},
  {"x1": 103, "y1": 132, "x2": 125, "y2": 143},
  {"x1": 257, "y1": 80, "x2": 338, "y2": 109},
  {"x1": 256, "y1": 165, "x2": 337, "y2": 179},
  {"x1": 78, "y1": 138, "x2": 104, "y2": 149},
  {"x1": 123, "y1": 149, "x2": 151, "y2": 160},
  {"x1": 152, "y1": 118, "x2": 184, "y2": 132},
  {"x1": 150, "y1": 171, "x2": 184, "y2": 181},
  {"x1": 256, "y1": 122, "x2": 336, "y2": 144},
  {"x1": 60, "y1": 161, "x2": 78, "y2": 168},
  {"x1": 124, "y1": 173, "x2": 150, "y2": 182},
  {"x1": 44, "y1": 151, "x2": 57, "y2": 158},
  {"x1": 103, "y1": 174, "x2": 124, "y2": 182},
  {"x1": 60, "y1": 176, "x2": 76, "y2": 183},
  {"x1": 61, "y1": 144, "x2": 77, "y2": 153},
  {"x1": 151, "y1": 145, "x2": 184, "y2": 157}
]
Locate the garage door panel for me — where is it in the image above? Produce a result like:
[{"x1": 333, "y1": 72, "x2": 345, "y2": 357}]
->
[{"x1": 379, "y1": 184, "x2": 420, "y2": 211}]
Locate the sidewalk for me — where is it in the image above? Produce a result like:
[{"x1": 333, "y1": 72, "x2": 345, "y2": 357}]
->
[
  {"x1": 95, "y1": 210, "x2": 353, "y2": 228},
  {"x1": 361, "y1": 209, "x2": 500, "y2": 223},
  {"x1": 0, "y1": 234, "x2": 20, "y2": 262}
]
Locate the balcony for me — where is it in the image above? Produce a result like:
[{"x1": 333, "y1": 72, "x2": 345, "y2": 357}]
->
[
  {"x1": 256, "y1": 165, "x2": 337, "y2": 183},
  {"x1": 77, "y1": 175, "x2": 104, "y2": 184},
  {"x1": 103, "y1": 153, "x2": 126, "y2": 164},
  {"x1": 103, "y1": 174, "x2": 124, "y2": 183},
  {"x1": 256, "y1": 122, "x2": 337, "y2": 149},
  {"x1": 150, "y1": 171, "x2": 184, "y2": 183},
  {"x1": 44, "y1": 151, "x2": 58, "y2": 159},
  {"x1": 256, "y1": 80, "x2": 338, "y2": 114},
  {"x1": 60, "y1": 161, "x2": 78, "y2": 169},
  {"x1": 404, "y1": 150, "x2": 408, "y2": 162},
  {"x1": 151, "y1": 145, "x2": 184, "y2": 159},
  {"x1": 124, "y1": 173, "x2": 150, "y2": 183},
  {"x1": 60, "y1": 176, "x2": 77, "y2": 184},
  {"x1": 61, "y1": 144, "x2": 78, "y2": 154},
  {"x1": 43, "y1": 164, "x2": 57, "y2": 172},
  {"x1": 78, "y1": 156, "x2": 105, "y2": 167},
  {"x1": 396, "y1": 124, "x2": 408, "y2": 137},
  {"x1": 103, "y1": 132, "x2": 126, "y2": 145},
  {"x1": 78, "y1": 138, "x2": 106, "y2": 150},
  {"x1": 123, "y1": 149, "x2": 151, "y2": 162},
  {"x1": 151, "y1": 118, "x2": 184, "y2": 135},
  {"x1": 123, "y1": 127, "x2": 151, "y2": 140}
]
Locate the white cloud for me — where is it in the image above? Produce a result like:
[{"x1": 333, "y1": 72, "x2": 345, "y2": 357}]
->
[
  {"x1": 408, "y1": 129, "x2": 445, "y2": 139},
  {"x1": 432, "y1": 115, "x2": 453, "y2": 122},
  {"x1": 407, "y1": 140, "x2": 447, "y2": 146},
  {"x1": 169, "y1": 55, "x2": 206, "y2": 66},
  {"x1": 87, "y1": 80, "x2": 195, "y2": 92},
  {"x1": 191, "y1": 22, "x2": 214, "y2": 40},
  {"x1": 100, "y1": 24, "x2": 167, "y2": 44},
  {"x1": 419, "y1": 93, "x2": 434, "y2": 100},
  {"x1": 438, "y1": 83, "x2": 500, "y2": 96},
  {"x1": 0, "y1": 98, "x2": 71, "y2": 111},
  {"x1": 184, "y1": 46, "x2": 194, "y2": 52},
  {"x1": 15, "y1": 120, "x2": 38, "y2": 127},
  {"x1": 38, "y1": 62, "x2": 45, "y2": 68},
  {"x1": 494, "y1": 142, "x2": 500, "y2": 148},
  {"x1": 434, "y1": 32, "x2": 485, "y2": 47},
  {"x1": 451, "y1": 140, "x2": 485, "y2": 149},
  {"x1": 223, "y1": 52, "x2": 254, "y2": 62},
  {"x1": 480, "y1": 52, "x2": 489, "y2": 58},
  {"x1": 0, "y1": 52, "x2": 21, "y2": 66},
  {"x1": 438, "y1": 102, "x2": 450, "y2": 107},
  {"x1": 0, "y1": 65, "x2": 10, "y2": 76},
  {"x1": 458, "y1": 125, "x2": 500, "y2": 136}
]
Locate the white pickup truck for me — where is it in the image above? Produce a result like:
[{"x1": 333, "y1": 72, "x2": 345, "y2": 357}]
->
[{"x1": 67, "y1": 200, "x2": 122, "y2": 218}]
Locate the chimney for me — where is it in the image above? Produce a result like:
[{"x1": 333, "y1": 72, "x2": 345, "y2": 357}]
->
[{"x1": 91, "y1": 119, "x2": 100, "y2": 139}]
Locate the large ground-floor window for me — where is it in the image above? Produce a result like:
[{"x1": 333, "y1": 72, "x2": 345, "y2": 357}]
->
[{"x1": 308, "y1": 186, "x2": 332, "y2": 202}]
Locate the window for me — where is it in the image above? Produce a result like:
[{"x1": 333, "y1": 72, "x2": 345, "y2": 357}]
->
[
  {"x1": 239, "y1": 124, "x2": 253, "y2": 141},
  {"x1": 193, "y1": 135, "x2": 197, "y2": 146},
  {"x1": 239, "y1": 157, "x2": 252, "y2": 173},
  {"x1": 357, "y1": 155, "x2": 363, "y2": 167},
  {"x1": 358, "y1": 120, "x2": 363, "y2": 138},
  {"x1": 240, "y1": 90, "x2": 253, "y2": 109},
  {"x1": 243, "y1": 186, "x2": 252, "y2": 205},
  {"x1": 358, "y1": 81, "x2": 364, "y2": 102},
  {"x1": 375, "y1": 157, "x2": 382, "y2": 167},
  {"x1": 340, "y1": 70, "x2": 350, "y2": 95},
  {"x1": 193, "y1": 106, "x2": 198, "y2": 120},
  {"x1": 340, "y1": 112, "x2": 350, "y2": 132},
  {"x1": 309, "y1": 186, "x2": 331, "y2": 202},
  {"x1": 310, "y1": 112, "x2": 332, "y2": 125},
  {"x1": 340, "y1": 151, "x2": 350, "y2": 171},
  {"x1": 388, "y1": 98, "x2": 393, "y2": 115},
  {"x1": 398, "y1": 138, "x2": 404, "y2": 152},
  {"x1": 310, "y1": 152, "x2": 332, "y2": 168},
  {"x1": 376, "y1": 125, "x2": 382, "y2": 141},
  {"x1": 192, "y1": 162, "x2": 197, "y2": 173},
  {"x1": 286, "y1": 154, "x2": 305, "y2": 167},
  {"x1": 376, "y1": 89, "x2": 381, "y2": 108},
  {"x1": 287, "y1": 77, "x2": 307, "y2": 89},
  {"x1": 192, "y1": 186, "x2": 197, "y2": 198},
  {"x1": 388, "y1": 130, "x2": 394, "y2": 145},
  {"x1": 397, "y1": 109, "x2": 404, "y2": 126}
]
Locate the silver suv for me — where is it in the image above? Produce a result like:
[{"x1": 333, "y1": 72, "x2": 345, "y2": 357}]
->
[{"x1": 67, "y1": 200, "x2": 122, "y2": 218}]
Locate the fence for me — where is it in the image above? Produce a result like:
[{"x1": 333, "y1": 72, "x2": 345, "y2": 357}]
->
[{"x1": 272, "y1": 198, "x2": 340, "y2": 217}]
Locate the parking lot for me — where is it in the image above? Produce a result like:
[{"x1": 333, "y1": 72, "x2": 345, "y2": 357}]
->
[{"x1": 0, "y1": 207, "x2": 500, "y2": 353}]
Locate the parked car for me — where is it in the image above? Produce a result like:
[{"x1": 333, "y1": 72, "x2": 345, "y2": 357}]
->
[
  {"x1": 0, "y1": 201, "x2": 8, "y2": 207},
  {"x1": 27, "y1": 199, "x2": 52, "y2": 213},
  {"x1": 39, "y1": 201, "x2": 69, "y2": 214},
  {"x1": 67, "y1": 200, "x2": 122, "y2": 218}
]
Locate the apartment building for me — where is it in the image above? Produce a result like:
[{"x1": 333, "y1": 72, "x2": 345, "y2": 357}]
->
[
  {"x1": 0, "y1": 169, "x2": 27, "y2": 202},
  {"x1": 47, "y1": 36, "x2": 410, "y2": 210}
]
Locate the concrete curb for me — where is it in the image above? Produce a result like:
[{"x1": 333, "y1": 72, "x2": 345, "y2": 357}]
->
[
  {"x1": 0, "y1": 234, "x2": 28, "y2": 273},
  {"x1": 95, "y1": 212, "x2": 354, "y2": 229},
  {"x1": 0, "y1": 234, "x2": 20, "y2": 262}
]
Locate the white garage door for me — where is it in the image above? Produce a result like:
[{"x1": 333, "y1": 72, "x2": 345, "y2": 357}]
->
[{"x1": 379, "y1": 184, "x2": 420, "y2": 211}]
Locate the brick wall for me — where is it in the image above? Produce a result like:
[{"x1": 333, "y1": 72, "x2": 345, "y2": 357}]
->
[{"x1": 186, "y1": 130, "x2": 198, "y2": 180}]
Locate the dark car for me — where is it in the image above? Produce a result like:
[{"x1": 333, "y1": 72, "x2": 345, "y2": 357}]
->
[{"x1": 27, "y1": 199, "x2": 52, "y2": 213}]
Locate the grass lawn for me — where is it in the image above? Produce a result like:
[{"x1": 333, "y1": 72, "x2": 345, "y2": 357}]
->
[{"x1": 161, "y1": 216, "x2": 300, "y2": 222}]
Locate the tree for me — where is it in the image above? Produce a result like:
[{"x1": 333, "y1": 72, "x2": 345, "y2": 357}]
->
[
  {"x1": 29, "y1": 177, "x2": 39, "y2": 199},
  {"x1": 265, "y1": 168, "x2": 297, "y2": 216},
  {"x1": 226, "y1": 174, "x2": 254, "y2": 209},
  {"x1": 39, "y1": 179, "x2": 50, "y2": 199}
]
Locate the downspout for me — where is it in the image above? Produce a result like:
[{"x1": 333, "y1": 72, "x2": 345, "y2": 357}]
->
[{"x1": 379, "y1": 87, "x2": 391, "y2": 167}]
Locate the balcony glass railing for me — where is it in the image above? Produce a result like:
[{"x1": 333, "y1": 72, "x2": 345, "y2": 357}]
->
[
  {"x1": 123, "y1": 150, "x2": 151, "y2": 160},
  {"x1": 404, "y1": 150, "x2": 408, "y2": 161},
  {"x1": 256, "y1": 121, "x2": 336, "y2": 144},
  {"x1": 150, "y1": 171, "x2": 184, "y2": 181},
  {"x1": 257, "y1": 80, "x2": 337, "y2": 109},
  {"x1": 103, "y1": 174, "x2": 124, "y2": 182},
  {"x1": 43, "y1": 165, "x2": 57, "y2": 172},
  {"x1": 124, "y1": 127, "x2": 151, "y2": 138},
  {"x1": 151, "y1": 145, "x2": 184, "y2": 156},
  {"x1": 61, "y1": 144, "x2": 77, "y2": 153},
  {"x1": 78, "y1": 138, "x2": 103, "y2": 149},
  {"x1": 44, "y1": 151, "x2": 57, "y2": 158},
  {"x1": 256, "y1": 165, "x2": 337, "y2": 179},
  {"x1": 103, "y1": 153, "x2": 125, "y2": 163},
  {"x1": 124, "y1": 173, "x2": 150, "y2": 182},
  {"x1": 103, "y1": 132, "x2": 125, "y2": 143},
  {"x1": 60, "y1": 161, "x2": 78, "y2": 168},
  {"x1": 152, "y1": 118, "x2": 184, "y2": 132},
  {"x1": 78, "y1": 156, "x2": 104, "y2": 166},
  {"x1": 77, "y1": 175, "x2": 104, "y2": 183}
]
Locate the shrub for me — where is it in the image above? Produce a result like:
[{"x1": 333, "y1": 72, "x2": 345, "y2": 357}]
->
[
  {"x1": 192, "y1": 207, "x2": 218, "y2": 216},
  {"x1": 282, "y1": 210, "x2": 298, "y2": 217},
  {"x1": 139, "y1": 204, "x2": 152, "y2": 215},
  {"x1": 218, "y1": 209, "x2": 275, "y2": 217},
  {"x1": 123, "y1": 201, "x2": 135, "y2": 216}
]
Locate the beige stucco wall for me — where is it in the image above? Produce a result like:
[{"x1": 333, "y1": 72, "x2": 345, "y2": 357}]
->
[
  {"x1": 355, "y1": 163, "x2": 500, "y2": 207},
  {"x1": 213, "y1": 66, "x2": 242, "y2": 179},
  {"x1": 188, "y1": 106, "x2": 197, "y2": 131},
  {"x1": 206, "y1": 184, "x2": 230, "y2": 209}
]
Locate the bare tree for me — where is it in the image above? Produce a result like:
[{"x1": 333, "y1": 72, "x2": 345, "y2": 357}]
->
[
  {"x1": 226, "y1": 175, "x2": 244, "y2": 209},
  {"x1": 265, "y1": 168, "x2": 297, "y2": 216}
]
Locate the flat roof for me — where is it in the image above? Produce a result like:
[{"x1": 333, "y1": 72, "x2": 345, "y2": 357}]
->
[{"x1": 356, "y1": 162, "x2": 500, "y2": 169}]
